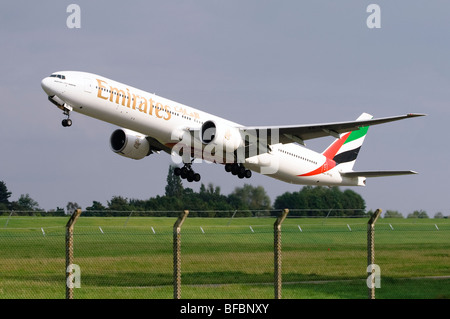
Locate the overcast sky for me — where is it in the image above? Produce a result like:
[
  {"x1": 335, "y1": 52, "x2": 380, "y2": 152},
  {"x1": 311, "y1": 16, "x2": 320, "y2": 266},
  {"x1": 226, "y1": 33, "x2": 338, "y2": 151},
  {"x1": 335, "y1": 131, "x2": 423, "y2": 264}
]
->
[{"x1": 1, "y1": 1, "x2": 448, "y2": 216}]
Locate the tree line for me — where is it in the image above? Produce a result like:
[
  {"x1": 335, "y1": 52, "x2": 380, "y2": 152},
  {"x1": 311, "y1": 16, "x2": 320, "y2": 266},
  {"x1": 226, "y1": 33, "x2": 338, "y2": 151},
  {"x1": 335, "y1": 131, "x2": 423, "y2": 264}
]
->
[{"x1": 0, "y1": 166, "x2": 445, "y2": 218}]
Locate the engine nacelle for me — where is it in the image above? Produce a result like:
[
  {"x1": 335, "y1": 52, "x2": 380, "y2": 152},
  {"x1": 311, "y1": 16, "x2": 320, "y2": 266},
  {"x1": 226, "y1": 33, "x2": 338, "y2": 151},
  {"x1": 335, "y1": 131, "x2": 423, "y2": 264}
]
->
[
  {"x1": 201, "y1": 120, "x2": 243, "y2": 153},
  {"x1": 110, "y1": 129, "x2": 151, "y2": 160}
]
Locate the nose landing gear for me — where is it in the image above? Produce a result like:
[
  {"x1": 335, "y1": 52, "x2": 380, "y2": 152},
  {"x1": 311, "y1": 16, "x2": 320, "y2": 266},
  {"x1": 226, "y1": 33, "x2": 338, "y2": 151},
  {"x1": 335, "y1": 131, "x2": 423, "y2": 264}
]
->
[{"x1": 61, "y1": 106, "x2": 73, "y2": 127}]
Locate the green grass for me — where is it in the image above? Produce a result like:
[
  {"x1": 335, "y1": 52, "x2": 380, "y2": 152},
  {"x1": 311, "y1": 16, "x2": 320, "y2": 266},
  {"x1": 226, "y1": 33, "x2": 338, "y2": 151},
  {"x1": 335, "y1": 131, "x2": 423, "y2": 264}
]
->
[{"x1": 0, "y1": 216, "x2": 449, "y2": 299}]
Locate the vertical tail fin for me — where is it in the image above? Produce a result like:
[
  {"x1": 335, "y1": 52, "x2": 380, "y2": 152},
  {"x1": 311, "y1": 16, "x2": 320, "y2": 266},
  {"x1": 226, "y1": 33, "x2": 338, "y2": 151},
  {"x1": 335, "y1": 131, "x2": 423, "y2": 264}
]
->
[{"x1": 322, "y1": 113, "x2": 372, "y2": 171}]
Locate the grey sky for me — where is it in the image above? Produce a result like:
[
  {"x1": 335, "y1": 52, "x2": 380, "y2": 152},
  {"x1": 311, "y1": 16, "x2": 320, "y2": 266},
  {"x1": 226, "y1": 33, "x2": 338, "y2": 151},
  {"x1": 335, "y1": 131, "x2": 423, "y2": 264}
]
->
[{"x1": 1, "y1": 1, "x2": 448, "y2": 216}]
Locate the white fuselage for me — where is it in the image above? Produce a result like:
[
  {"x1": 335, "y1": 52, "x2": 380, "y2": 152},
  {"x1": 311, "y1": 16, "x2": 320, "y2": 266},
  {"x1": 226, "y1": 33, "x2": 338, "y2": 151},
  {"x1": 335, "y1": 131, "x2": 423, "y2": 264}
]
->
[{"x1": 41, "y1": 71, "x2": 363, "y2": 186}]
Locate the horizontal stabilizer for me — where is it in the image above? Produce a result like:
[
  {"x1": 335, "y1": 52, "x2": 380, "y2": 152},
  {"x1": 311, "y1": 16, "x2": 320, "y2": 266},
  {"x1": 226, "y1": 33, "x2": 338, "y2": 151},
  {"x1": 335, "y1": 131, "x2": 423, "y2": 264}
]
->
[{"x1": 341, "y1": 170, "x2": 418, "y2": 178}]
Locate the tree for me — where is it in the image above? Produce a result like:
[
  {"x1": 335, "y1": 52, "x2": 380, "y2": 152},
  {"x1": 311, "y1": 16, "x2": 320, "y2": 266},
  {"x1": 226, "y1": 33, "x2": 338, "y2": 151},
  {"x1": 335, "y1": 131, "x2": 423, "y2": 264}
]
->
[
  {"x1": 47, "y1": 207, "x2": 65, "y2": 216},
  {"x1": 0, "y1": 181, "x2": 12, "y2": 205},
  {"x1": 66, "y1": 202, "x2": 81, "y2": 215},
  {"x1": 274, "y1": 186, "x2": 366, "y2": 216},
  {"x1": 17, "y1": 194, "x2": 40, "y2": 211},
  {"x1": 342, "y1": 189, "x2": 366, "y2": 216},
  {"x1": 273, "y1": 190, "x2": 307, "y2": 211},
  {"x1": 165, "y1": 165, "x2": 184, "y2": 197},
  {"x1": 407, "y1": 210, "x2": 429, "y2": 218},
  {"x1": 434, "y1": 212, "x2": 446, "y2": 219},
  {"x1": 200, "y1": 183, "x2": 221, "y2": 197},
  {"x1": 107, "y1": 196, "x2": 129, "y2": 211},
  {"x1": 229, "y1": 184, "x2": 271, "y2": 211},
  {"x1": 384, "y1": 210, "x2": 403, "y2": 218},
  {"x1": 86, "y1": 201, "x2": 107, "y2": 211}
]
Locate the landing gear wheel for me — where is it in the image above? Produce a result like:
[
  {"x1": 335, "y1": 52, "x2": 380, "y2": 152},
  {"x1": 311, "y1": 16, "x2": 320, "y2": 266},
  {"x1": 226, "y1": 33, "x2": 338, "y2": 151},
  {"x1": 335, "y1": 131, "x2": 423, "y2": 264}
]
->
[
  {"x1": 62, "y1": 119, "x2": 72, "y2": 127},
  {"x1": 226, "y1": 163, "x2": 252, "y2": 180},
  {"x1": 61, "y1": 106, "x2": 72, "y2": 127},
  {"x1": 187, "y1": 170, "x2": 195, "y2": 182},
  {"x1": 176, "y1": 164, "x2": 201, "y2": 183},
  {"x1": 231, "y1": 163, "x2": 239, "y2": 175}
]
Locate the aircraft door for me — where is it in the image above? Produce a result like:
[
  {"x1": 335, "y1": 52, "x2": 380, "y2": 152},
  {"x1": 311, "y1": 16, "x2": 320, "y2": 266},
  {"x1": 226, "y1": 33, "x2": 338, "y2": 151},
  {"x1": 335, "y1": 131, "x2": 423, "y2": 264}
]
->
[
  {"x1": 323, "y1": 161, "x2": 328, "y2": 173},
  {"x1": 84, "y1": 78, "x2": 93, "y2": 93}
]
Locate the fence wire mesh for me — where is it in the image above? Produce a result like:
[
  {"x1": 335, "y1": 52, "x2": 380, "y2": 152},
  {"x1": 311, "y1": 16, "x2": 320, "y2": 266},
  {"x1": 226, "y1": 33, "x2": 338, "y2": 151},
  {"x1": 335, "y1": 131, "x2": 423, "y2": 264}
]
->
[{"x1": 0, "y1": 212, "x2": 449, "y2": 299}]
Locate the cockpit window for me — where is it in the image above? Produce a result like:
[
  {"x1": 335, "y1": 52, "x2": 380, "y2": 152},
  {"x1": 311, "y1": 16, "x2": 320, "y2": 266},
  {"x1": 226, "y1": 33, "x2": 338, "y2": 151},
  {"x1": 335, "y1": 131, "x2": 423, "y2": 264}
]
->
[{"x1": 50, "y1": 74, "x2": 66, "y2": 80}]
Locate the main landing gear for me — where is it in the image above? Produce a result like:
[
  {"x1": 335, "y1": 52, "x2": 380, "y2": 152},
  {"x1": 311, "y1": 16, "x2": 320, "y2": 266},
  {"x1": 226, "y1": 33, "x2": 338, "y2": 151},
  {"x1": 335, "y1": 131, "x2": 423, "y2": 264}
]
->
[
  {"x1": 225, "y1": 163, "x2": 252, "y2": 179},
  {"x1": 174, "y1": 163, "x2": 201, "y2": 183}
]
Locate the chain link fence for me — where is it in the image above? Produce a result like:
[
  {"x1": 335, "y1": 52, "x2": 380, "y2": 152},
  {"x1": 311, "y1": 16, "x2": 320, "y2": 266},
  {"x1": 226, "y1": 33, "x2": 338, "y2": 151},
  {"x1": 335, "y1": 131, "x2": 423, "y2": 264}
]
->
[{"x1": 0, "y1": 210, "x2": 449, "y2": 299}]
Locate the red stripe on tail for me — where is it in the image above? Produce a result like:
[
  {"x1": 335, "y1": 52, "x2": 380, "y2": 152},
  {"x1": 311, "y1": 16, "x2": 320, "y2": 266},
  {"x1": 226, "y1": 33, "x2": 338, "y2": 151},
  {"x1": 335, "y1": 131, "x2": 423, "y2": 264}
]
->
[{"x1": 322, "y1": 132, "x2": 350, "y2": 159}]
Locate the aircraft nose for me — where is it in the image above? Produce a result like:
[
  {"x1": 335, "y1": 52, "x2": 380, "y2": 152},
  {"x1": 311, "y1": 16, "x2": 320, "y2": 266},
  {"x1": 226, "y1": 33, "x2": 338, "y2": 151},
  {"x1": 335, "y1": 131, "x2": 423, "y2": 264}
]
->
[{"x1": 41, "y1": 77, "x2": 55, "y2": 95}]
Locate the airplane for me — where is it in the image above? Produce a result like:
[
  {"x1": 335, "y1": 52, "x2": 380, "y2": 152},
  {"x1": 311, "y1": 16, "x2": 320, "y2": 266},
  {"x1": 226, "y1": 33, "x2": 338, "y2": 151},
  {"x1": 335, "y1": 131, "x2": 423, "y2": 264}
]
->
[{"x1": 41, "y1": 71, "x2": 425, "y2": 186}]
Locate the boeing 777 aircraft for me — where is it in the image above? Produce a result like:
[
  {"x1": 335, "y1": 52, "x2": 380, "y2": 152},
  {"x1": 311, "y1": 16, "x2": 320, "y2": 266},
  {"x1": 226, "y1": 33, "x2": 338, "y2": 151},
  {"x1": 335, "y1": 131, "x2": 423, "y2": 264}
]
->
[{"x1": 41, "y1": 71, "x2": 424, "y2": 186}]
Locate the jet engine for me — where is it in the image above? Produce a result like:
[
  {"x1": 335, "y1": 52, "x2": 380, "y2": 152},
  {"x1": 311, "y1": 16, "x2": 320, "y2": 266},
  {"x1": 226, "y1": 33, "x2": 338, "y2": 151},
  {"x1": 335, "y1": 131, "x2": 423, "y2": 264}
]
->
[
  {"x1": 200, "y1": 120, "x2": 243, "y2": 153},
  {"x1": 110, "y1": 129, "x2": 151, "y2": 160}
]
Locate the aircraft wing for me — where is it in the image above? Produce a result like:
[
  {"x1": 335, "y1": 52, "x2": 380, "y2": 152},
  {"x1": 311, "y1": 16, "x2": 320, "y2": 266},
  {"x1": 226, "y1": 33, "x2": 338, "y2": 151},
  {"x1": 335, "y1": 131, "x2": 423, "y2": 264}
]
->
[
  {"x1": 146, "y1": 135, "x2": 172, "y2": 154},
  {"x1": 244, "y1": 113, "x2": 425, "y2": 145},
  {"x1": 341, "y1": 170, "x2": 418, "y2": 178}
]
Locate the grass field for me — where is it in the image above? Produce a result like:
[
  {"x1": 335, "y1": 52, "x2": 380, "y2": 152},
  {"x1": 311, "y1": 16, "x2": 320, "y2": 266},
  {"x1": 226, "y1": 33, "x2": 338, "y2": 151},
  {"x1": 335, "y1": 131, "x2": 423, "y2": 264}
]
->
[{"x1": 0, "y1": 215, "x2": 449, "y2": 299}]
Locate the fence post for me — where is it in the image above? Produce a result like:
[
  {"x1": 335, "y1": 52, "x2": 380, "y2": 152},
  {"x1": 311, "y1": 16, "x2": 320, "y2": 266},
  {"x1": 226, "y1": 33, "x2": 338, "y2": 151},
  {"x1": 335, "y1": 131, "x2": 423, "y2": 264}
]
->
[
  {"x1": 367, "y1": 208, "x2": 382, "y2": 299},
  {"x1": 66, "y1": 208, "x2": 82, "y2": 299},
  {"x1": 173, "y1": 210, "x2": 189, "y2": 299},
  {"x1": 274, "y1": 208, "x2": 289, "y2": 299}
]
